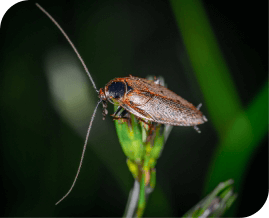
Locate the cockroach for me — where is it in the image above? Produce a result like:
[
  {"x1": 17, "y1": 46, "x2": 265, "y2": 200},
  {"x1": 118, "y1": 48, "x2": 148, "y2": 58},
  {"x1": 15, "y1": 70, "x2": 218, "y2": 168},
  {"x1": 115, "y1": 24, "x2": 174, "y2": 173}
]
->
[
  {"x1": 99, "y1": 76, "x2": 207, "y2": 128},
  {"x1": 36, "y1": 3, "x2": 207, "y2": 205}
]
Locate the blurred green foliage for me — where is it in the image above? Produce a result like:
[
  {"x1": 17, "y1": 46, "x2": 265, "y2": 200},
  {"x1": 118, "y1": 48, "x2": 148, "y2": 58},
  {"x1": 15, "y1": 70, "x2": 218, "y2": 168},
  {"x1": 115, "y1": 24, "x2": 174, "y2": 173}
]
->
[{"x1": 170, "y1": 0, "x2": 268, "y2": 215}]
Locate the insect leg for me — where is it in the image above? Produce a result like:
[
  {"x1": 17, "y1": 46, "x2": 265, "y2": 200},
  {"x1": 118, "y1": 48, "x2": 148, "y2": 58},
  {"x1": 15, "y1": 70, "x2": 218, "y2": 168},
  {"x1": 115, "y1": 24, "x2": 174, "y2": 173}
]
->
[
  {"x1": 193, "y1": 125, "x2": 201, "y2": 133},
  {"x1": 197, "y1": 103, "x2": 202, "y2": 110},
  {"x1": 113, "y1": 106, "x2": 123, "y2": 116},
  {"x1": 153, "y1": 76, "x2": 160, "y2": 85},
  {"x1": 111, "y1": 106, "x2": 130, "y2": 123},
  {"x1": 119, "y1": 109, "x2": 128, "y2": 118},
  {"x1": 112, "y1": 106, "x2": 129, "y2": 117},
  {"x1": 102, "y1": 101, "x2": 108, "y2": 120},
  {"x1": 196, "y1": 103, "x2": 208, "y2": 122},
  {"x1": 134, "y1": 116, "x2": 152, "y2": 126}
]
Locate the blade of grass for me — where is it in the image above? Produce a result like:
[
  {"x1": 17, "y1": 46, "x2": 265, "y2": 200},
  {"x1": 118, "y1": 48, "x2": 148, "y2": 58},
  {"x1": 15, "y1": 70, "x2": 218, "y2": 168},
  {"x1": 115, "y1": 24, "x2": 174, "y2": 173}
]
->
[
  {"x1": 203, "y1": 82, "x2": 268, "y2": 198},
  {"x1": 170, "y1": 0, "x2": 242, "y2": 137},
  {"x1": 170, "y1": 1, "x2": 267, "y2": 216}
]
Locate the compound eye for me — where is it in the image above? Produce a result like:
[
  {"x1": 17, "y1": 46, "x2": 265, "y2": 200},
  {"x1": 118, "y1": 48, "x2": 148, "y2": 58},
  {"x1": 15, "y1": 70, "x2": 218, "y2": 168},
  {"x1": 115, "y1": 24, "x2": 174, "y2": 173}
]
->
[{"x1": 107, "y1": 82, "x2": 125, "y2": 99}]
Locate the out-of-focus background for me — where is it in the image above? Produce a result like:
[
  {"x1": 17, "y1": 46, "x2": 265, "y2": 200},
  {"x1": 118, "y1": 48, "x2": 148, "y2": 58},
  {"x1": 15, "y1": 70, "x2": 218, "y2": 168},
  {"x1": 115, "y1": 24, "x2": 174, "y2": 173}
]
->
[{"x1": 0, "y1": 0, "x2": 267, "y2": 217}]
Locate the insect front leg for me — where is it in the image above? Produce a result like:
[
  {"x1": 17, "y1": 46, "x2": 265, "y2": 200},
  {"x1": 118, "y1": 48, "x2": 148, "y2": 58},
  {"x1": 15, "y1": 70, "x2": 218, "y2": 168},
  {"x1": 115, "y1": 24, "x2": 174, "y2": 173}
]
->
[
  {"x1": 112, "y1": 106, "x2": 130, "y2": 122},
  {"x1": 102, "y1": 100, "x2": 108, "y2": 120}
]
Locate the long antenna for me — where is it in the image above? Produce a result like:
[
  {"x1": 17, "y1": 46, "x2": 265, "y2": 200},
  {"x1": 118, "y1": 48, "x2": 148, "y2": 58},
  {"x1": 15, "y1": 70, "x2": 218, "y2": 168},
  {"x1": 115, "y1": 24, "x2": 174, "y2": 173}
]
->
[
  {"x1": 56, "y1": 99, "x2": 102, "y2": 205},
  {"x1": 36, "y1": 3, "x2": 98, "y2": 92},
  {"x1": 35, "y1": 3, "x2": 102, "y2": 204}
]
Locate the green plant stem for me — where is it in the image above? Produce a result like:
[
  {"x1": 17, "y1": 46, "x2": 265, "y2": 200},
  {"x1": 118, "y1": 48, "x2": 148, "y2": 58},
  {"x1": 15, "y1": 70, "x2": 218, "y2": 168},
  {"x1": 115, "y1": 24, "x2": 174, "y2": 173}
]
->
[
  {"x1": 123, "y1": 180, "x2": 140, "y2": 218},
  {"x1": 136, "y1": 173, "x2": 146, "y2": 217}
]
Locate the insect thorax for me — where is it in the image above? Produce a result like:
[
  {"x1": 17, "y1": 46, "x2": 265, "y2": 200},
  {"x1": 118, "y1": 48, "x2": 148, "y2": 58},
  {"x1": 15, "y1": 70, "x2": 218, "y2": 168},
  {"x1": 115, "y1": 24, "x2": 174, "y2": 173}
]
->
[{"x1": 107, "y1": 81, "x2": 126, "y2": 99}]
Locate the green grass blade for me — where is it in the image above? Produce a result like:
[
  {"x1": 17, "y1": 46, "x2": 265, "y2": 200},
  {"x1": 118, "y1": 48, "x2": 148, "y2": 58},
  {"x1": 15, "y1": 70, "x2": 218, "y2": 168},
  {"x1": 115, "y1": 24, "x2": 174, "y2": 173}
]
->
[
  {"x1": 204, "y1": 82, "x2": 268, "y2": 195},
  {"x1": 170, "y1": 0, "x2": 242, "y2": 136}
]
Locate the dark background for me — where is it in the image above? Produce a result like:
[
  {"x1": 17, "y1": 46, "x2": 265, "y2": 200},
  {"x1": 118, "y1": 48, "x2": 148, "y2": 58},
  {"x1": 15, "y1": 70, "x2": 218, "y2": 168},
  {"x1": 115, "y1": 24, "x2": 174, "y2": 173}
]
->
[{"x1": 0, "y1": 0, "x2": 267, "y2": 217}]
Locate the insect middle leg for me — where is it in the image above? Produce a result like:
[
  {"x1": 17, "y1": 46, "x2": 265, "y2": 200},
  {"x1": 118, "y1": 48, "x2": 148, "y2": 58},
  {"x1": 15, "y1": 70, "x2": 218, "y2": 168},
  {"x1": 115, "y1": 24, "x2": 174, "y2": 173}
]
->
[{"x1": 112, "y1": 106, "x2": 152, "y2": 128}]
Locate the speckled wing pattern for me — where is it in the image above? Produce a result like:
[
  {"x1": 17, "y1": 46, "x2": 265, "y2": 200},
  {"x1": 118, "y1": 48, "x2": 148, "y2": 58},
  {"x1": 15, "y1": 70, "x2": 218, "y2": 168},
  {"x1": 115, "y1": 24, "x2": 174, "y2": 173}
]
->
[{"x1": 122, "y1": 76, "x2": 206, "y2": 126}]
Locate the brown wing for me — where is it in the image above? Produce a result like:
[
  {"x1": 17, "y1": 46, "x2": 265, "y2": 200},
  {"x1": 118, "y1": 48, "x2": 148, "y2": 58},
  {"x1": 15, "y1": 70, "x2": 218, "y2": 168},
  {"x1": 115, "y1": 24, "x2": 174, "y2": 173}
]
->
[
  {"x1": 126, "y1": 76, "x2": 192, "y2": 104},
  {"x1": 122, "y1": 76, "x2": 206, "y2": 126}
]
